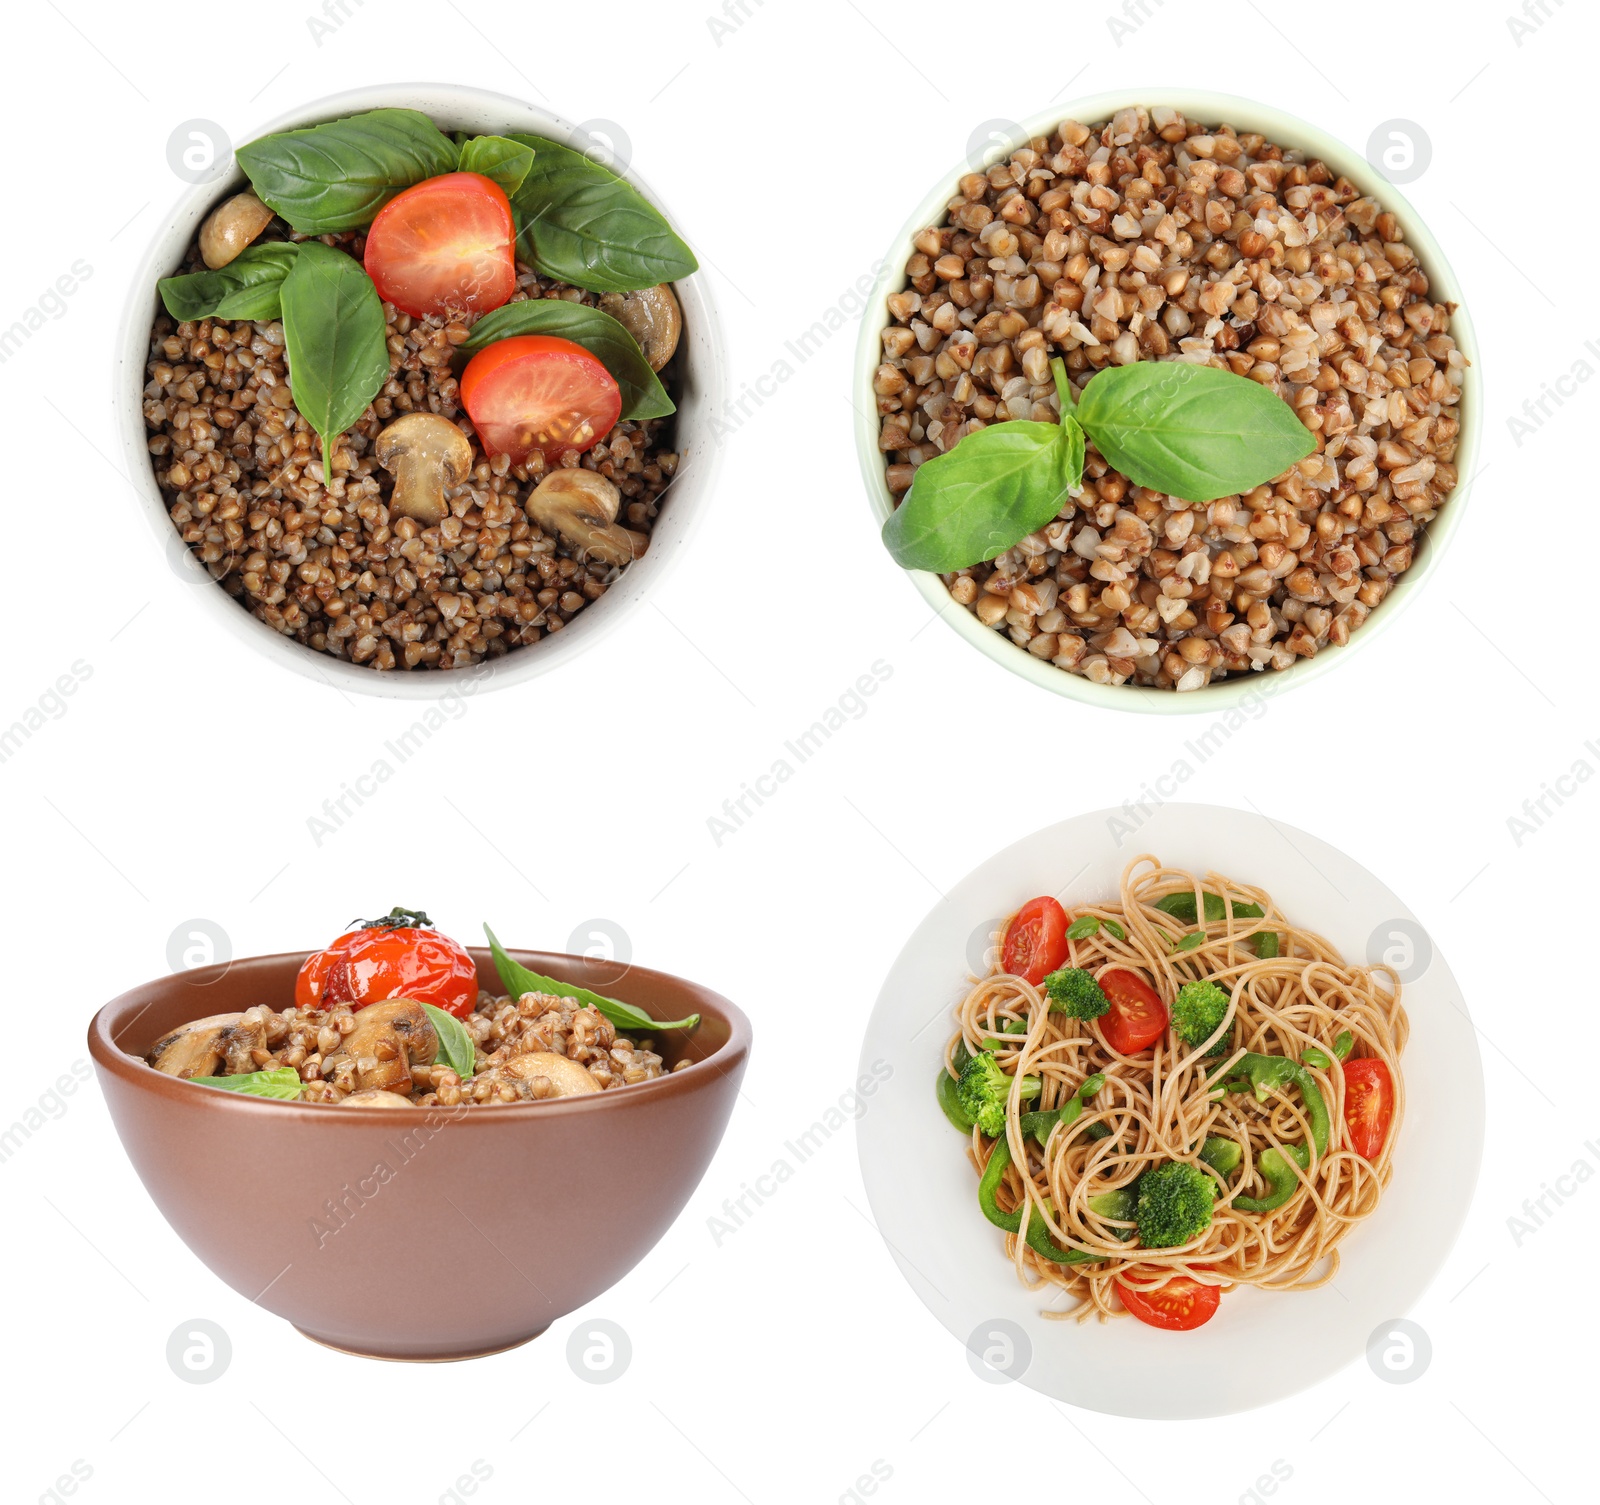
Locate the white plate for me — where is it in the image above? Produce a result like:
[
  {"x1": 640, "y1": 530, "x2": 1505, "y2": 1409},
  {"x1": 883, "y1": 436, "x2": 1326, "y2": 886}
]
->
[{"x1": 856, "y1": 802, "x2": 1482, "y2": 1418}]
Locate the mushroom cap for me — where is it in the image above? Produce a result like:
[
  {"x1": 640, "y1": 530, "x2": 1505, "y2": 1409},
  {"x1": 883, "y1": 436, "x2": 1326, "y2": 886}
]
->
[
  {"x1": 338, "y1": 1090, "x2": 416, "y2": 1109},
  {"x1": 199, "y1": 192, "x2": 275, "y2": 270},
  {"x1": 149, "y1": 1013, "x2": 245, "y2": 1078},
  {"x1": 500, "y1": 1052, "x2": 602, "y2": 1097},
  {"x1": 373, "y1": 413, "x2": 473, "y2": 484},
  {"x1": 599, "y1": 284, "x2": 682, "y2": 371},
  {"x1": 527, "y1": 468, "x2": 621, "y2": 529},
  {"x1": 340, "y1": 998, "x2": 439, "y2": 1066}
]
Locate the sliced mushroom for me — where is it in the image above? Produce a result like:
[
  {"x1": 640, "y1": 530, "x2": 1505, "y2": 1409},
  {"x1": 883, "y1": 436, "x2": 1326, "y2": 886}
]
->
[
  {"x1": 199, "y1": 193, "x2": 275, "y2": 270},
  {"x1": 374, "y1": 414, "x2": 473, "y2": 526},
  {"x1": 599, "y1": 284, "x2": 682, "y2": 371},
  {"x1": 338, "y1": 1089, "x2": 416, "y2": 1109},
  {"x1": 222, "y1": 1012, "x2": 269, "y2": 1075},
  {"x1": 526, "y1": 470, "x2": 648, "y2": 568},
  {"x1": 148, "y1": 1013, "x2": 243, "y2": 1078},
  {"x1": 499, "y1": 1052, "x2": 601, "y2": 1098},
  {"x1": 325, "y1": 999, "x2": 439, "y2": 1094}
]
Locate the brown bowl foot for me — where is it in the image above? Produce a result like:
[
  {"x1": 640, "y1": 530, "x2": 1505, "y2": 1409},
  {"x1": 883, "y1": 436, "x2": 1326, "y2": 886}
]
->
[{"x1": 293, "y1": 1325, "x2": 549, "y2": 1362}]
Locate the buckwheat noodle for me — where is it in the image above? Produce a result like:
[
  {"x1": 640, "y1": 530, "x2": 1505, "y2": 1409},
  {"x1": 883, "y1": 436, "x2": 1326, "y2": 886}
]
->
[{"x1": 946, "y1": 856, "x2": 1407, "y2": 1322}]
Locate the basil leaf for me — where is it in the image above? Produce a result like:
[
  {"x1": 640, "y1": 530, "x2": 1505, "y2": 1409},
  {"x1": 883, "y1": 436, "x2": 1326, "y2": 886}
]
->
[
  {"x1": 420, "y1": 1003, "x2": 476, "y2": 1080},
  {"x1": 1154, "y1": 891, "x2": 1265, "y2": 924},
  {"x1": 459, "y1": 300, "x2": 673, "y2": 420},
  {"x1": 1066, "y1": 915, "x2": 1100, "y2": 940},
  {"x1": 882, "y1": 419, "x2": 1080, "y2": 572},
  {"x1": 1253, "y1": 930, "x2": 1281, "y2": 959},
  {"x1": 1173, "y1": 931, "x2": 1206, "y2": 953},
  {"x1": 1075, "y1": 361, "x2": 1315, "y2": 504},
  {"x1": 484, "y1": 924, "x2": 700, "y2": 1033},
  {"x1": 1102, "y1": 919, "x2": 1127, "y2": 942},
  {"x1": 158, "y1": 243, "x2": 299, "y2": 322},
  {"x1": 457, "y1": 134, "x2": 535, "y2": 198},
  {"x1": 506, "y1": 135, "x2": 697, "y2": 293},
  {"x1": 279, "y1": 241, "x2": 391, "y2": 479},
  {"x1": 189, "y1": 1067, "x2": 303, "y2": 1100},
  {"x1": 237, "y1": 108, "x2": 459, "y2": 234}
]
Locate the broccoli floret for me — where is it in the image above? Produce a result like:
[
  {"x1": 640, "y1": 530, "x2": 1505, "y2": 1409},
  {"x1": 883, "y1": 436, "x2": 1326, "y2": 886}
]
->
[
  {"x1": 1043, "y1": 967, "x2": 1109, "y2": 1020},
  {"x1": 1171, "y1": 979, "x2": 1231, "y2": 1055},
  {"x1": 957, "y1": 1050, "x2": 1041, "y2": 1138},
  {"x1": 1136, "y1": 1161, "x2": 1215, "y2": 1248}
]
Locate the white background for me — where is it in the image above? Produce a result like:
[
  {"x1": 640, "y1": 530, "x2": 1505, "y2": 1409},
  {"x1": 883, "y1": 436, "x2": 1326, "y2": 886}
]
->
[{"x1": 0, "y1": 1, "x2": 1590, "y2": 1502}]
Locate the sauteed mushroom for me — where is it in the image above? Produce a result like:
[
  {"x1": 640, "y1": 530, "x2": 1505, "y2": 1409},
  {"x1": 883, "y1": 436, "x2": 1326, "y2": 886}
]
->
[
  {"x1": 525, "y1": 470, "x2": 647, "y2": 567},
  {"x1": 324, "y1": 999, "x2": 439, "y2": 1094},
  {"x1": 148, "y1": 1013, "x2": 244, "y2": 1078},
  {"x1": 599, "y1": 284, "x2": 682, "y2": 371},
  {"x1": 198, "y1": 193, "x2": 275, "y2": 269},
  {"x1": 499, "y1": 1051, "x2": 601, "y2": 1098},
  {"x1": 374, "y1": 414, "x2": 472, "y2": 526}
]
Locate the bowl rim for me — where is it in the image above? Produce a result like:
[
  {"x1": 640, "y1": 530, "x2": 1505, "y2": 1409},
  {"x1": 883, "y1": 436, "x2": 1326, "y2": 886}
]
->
[
  {"x1": 87, "y1": 945, "x2": 753, "y2": 1124},
  {"x1": 119, "y1": 80, "x2": 727, "y2": 701},
  {"x1": 852, "y1": 87, "x2": 1481, "y2": 716}
]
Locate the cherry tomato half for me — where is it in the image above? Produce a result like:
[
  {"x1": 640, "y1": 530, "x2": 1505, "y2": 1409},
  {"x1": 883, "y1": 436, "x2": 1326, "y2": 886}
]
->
[
  {"x1": 1098, "y1": 968, "x2": 1168, "y2": 1055},
  {"x1": 1116, "y1": 1269, "x2": 1221, "y2": 1331},
  {"x1": 999, "y1": 897, "x2": 1070, "y2": 986},
  {"x1": 363, "y1": 172, "x2": 517, "y2": 319},
  {"x1": 293, "y1": 908, "x2": 479, "y2": 1019},
  {"x1": 460, "y1": 334, "x2": 621, "y2": 464},
  {"x1": 1341, "y1": 1057, "x2": 1395, "y2": 1160}
]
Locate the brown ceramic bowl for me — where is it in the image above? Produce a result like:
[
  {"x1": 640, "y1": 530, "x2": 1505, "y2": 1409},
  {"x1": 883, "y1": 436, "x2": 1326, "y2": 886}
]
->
[{"x1": 89, "y1": 947, "x2": 750, "y2": 1361}]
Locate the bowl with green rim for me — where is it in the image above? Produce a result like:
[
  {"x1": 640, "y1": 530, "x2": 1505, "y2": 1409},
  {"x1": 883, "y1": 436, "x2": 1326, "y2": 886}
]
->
[{"x1": 853, "y1": 89, "x2": 1479, "y2": 715}]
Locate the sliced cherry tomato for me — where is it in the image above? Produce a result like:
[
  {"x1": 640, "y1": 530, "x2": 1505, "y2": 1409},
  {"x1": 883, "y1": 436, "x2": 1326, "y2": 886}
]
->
[
  {"x1": 1116, "y1": 1268, "x2": 1221, "y2": 1331},
  {"x1": 362, "y1": 172, "x2": 517, "y2": 319},
  {"x1": 999, "y1": 897, "x2": 1070, "y2": 985},
  {"x1": 1341, "y1": 1057, "x2": 1395, "y2": 1160},
  {"x1": 460, "y1": 334, "x2": 621, "y2": 464},
  {"x1": 293, "y1": 907, "x2": 479, "y2": 1019},
  {"x1": 1098, "y1": 968, "x2": 1168, "y2": 1054}
]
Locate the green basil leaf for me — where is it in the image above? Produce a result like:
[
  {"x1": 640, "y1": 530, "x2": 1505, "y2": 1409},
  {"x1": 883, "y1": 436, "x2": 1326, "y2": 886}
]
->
[
  {"x1": 1075, "y1": 361, "x2": 1315, "y2": 503},
  {"x1": 1154, "y1": 891, "x2": 1265, "y2": 924},
  {"x1": 279, "y1": 241, "x2": 391, "y2": 479},
  {"x1": 1102, "y1": 919, "x2": 1127, "y2": 942},
  {"x1": 1253, "y1": 930, "x2": 1281, "y2": 959},
  {"x1": 457, "y1": 134, "x2": 535, "y2": 198},
  {"x1": 1173, "y1": 931, "x2": 1206, "y2": 953},
  {"x1": 460, "y1": 300, "x2": 673, "y2": 420},
  {"x1": 882, "y1": 419, "x2": 1079, "y2": 572},
  {"x1": 158, "y1": 242, "x2": 299, "y2": 322},
  {"x1": 189, "y1": 1067, "x2": 304, "y2": 1100},
  {"x1": 1066, "y1": 915, "x2": 1100, "y2": 940},
  {"x1": 484, "y1": 924, "x2": 700, "y2": 1034},
  {"x1": 420, "y1": 1003, "x2": 476, "y2": 1080},
  {"x1": 237, "y1": 108, "x2": 459, "y2": 234},
  {"x1": 506, "y1": 134, "x2": 697, "y2": 293}
]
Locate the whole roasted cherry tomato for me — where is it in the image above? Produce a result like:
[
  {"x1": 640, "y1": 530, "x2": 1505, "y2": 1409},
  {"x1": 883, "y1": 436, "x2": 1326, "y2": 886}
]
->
[
  {"x1": 1341, "y1": 1057, "x2": 1395, "y2": 1160},
  {"x1": 1116, "y1": 1267, "x2": 1221, "y2": 1331},
  {"x1": 999, "y1": 897, "x2": 1070, "y2": 985},
  {"x1": 460, "y1": 334, "x2": 621, "y2": 464},
  {"x1": 294, "y1": 907, "x2": 478, "y2": 1018},
  {"x1": 1098, "y1": 968, "x2": 1168, "y2": 1055},
  {"x1": 363, "y1": 172, "x2": 517, "y2": 319}
]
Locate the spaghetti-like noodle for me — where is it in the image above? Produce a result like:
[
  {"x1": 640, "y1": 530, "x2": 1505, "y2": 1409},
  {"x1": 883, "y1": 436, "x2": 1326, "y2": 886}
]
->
[{"x1": 943, "y1": 857, "x2": 1407, "y2": 1324}]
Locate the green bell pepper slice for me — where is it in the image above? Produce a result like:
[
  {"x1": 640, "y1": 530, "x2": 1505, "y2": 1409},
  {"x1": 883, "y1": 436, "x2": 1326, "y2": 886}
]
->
[{"x1": 1209, "y1": 1052, "x2": 1330, "y2": 1213}]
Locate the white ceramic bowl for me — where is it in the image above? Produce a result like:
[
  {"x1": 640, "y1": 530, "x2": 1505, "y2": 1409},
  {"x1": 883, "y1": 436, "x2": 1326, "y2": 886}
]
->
[
  {"x1": 856, "y1": 802, "x2": 1483, "y2": 1418},
  {"x1": 853, "y1": 90, "x2": 1480, "y2": 715},
  {"x1": 119, "y1": 82, "x2": 725, "y2": 699}
]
